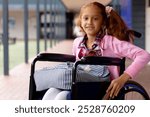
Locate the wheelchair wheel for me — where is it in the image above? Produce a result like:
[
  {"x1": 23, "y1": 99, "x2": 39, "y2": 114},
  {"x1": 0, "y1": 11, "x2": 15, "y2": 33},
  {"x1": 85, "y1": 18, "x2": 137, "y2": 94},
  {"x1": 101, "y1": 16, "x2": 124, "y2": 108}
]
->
[{"x1": 117, "y1": 80, "x2": 150, "y2": 100}]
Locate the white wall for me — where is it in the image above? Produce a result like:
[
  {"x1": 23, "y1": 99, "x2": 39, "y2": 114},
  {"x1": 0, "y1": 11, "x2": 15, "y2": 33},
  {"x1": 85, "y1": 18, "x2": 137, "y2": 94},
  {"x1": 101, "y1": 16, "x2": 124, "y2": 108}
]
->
[
  {"x1": 146, "y1": 2, "x2": 150, "y2": 53},
  {"x1": 0, "y1": 10, "x2": 36, "y2": 40}
]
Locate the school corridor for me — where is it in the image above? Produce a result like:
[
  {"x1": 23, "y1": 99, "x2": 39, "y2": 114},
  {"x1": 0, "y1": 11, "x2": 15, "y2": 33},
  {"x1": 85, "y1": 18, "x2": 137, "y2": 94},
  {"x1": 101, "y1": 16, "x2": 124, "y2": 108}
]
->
[
  {"x1": 0, "y1": 0, "x2": 150, "y2": 100},
  {"x1": 0, "y1": 39, "x2": 150, "y2": 100}
]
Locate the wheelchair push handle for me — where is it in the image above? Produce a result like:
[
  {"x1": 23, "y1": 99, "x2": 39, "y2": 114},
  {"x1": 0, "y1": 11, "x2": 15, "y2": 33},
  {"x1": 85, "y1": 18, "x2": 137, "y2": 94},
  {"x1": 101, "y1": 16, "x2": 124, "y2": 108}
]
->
[{"x1": 35, "y1": 53, "x2": 76, "y2": 62}]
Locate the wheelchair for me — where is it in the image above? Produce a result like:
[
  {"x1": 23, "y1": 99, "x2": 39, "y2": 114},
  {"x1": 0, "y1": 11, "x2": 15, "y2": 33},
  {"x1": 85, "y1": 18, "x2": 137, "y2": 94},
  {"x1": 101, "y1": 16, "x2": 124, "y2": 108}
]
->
[{"x1": 29, "y1": 53, "x2": 150, "y2": 100}]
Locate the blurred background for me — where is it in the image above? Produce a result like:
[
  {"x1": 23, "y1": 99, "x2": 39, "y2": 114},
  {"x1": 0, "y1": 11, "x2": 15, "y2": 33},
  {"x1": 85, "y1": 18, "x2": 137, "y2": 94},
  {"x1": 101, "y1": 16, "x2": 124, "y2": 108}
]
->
[{"x1": 0, "y1": 0, "x2": 150, "y2": 100}]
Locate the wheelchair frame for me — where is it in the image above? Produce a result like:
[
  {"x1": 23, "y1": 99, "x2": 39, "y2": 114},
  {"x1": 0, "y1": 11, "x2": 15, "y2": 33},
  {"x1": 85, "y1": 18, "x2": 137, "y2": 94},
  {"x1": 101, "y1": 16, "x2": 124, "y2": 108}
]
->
[{"x1": 29, "y1": 53, "x2": 150, "y2": 100}]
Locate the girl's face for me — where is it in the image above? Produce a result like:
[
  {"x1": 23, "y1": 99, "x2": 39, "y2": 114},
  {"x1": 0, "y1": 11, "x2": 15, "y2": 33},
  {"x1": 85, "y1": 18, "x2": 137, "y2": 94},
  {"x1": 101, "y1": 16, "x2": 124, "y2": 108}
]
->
[{"x1": 81, "y1": 5, "x2": 104, "y2": 37}]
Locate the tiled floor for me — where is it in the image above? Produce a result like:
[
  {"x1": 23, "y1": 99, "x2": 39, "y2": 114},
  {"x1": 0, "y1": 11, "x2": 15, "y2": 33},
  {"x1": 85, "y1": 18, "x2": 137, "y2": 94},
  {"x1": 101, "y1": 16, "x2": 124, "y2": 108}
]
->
[{"x1": 0, "y1": 39, "x2": 150, "y2": 100}]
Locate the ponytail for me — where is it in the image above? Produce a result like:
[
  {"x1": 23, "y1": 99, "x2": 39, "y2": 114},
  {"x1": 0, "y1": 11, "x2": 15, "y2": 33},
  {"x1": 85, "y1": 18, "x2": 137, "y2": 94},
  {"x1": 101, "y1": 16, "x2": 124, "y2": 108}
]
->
[{"x1": 107, "y1": 10, "x2": 133, "y2": 42}]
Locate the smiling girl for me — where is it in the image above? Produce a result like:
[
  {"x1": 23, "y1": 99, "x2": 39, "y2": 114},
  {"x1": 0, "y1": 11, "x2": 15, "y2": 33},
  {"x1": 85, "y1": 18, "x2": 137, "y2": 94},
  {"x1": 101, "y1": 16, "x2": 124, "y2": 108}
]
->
[{"x1": 72, "y1": 2, "x2": 150, "y2": 99}]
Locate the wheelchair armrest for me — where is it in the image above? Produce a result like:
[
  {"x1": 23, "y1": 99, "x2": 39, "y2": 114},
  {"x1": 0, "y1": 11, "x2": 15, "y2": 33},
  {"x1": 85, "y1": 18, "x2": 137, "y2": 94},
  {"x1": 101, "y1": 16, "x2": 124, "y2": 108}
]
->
[{"x1": 80, "y1": 56, "x2": 125, "y2": 66}]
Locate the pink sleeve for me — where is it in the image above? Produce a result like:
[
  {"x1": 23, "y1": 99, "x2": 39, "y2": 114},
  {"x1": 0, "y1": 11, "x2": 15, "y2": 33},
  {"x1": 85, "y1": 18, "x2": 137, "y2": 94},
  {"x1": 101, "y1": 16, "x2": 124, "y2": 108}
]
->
[{"x1": 111, "y1": 38, "x2": 150, "y2": 78}]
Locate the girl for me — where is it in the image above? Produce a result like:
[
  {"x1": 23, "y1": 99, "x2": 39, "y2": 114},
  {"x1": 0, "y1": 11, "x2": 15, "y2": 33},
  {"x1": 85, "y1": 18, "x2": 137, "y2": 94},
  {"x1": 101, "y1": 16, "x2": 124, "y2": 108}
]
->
[{"x1": 43, "y1": 2, "x2": 150, "y2": 100}]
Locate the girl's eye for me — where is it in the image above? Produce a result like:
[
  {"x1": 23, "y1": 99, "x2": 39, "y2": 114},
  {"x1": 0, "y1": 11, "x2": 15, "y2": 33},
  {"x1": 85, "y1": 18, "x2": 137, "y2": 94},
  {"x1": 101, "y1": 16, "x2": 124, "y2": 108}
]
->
[
  {"x1": 83, "y1": 17, "x2": 88, "y2": 20},
  {"x1": 94, "y1": 17, "x2": 99, "y2": 20}
]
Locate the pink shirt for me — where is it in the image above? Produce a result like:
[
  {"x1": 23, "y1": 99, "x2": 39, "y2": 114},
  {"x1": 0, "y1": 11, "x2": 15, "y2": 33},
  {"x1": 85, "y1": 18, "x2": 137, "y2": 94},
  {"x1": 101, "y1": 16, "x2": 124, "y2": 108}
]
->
[{"x1": 72, "y1": 35, "x2": 150, "y2": 79}]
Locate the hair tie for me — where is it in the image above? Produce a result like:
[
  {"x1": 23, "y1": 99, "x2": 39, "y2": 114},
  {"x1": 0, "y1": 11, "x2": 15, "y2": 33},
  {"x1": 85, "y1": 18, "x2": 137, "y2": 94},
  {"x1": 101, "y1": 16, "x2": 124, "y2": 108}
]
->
[{"x1": 105, "y1": 6, "x2": 113, "y2": 17}]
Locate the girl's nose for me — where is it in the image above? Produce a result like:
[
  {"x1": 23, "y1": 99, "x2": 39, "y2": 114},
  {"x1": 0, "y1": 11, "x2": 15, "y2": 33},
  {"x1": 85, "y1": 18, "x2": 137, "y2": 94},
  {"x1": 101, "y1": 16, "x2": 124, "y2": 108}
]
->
[{"x1": 87, "y1": 18, "x2": 92, "y2": 24}]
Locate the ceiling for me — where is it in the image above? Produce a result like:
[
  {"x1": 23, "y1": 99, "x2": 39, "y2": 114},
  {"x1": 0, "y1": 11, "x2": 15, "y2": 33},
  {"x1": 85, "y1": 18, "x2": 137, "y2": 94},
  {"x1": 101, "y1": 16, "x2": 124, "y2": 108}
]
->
[{"x1": 61, "y1": 0, "x2": 112, "y2": 13}]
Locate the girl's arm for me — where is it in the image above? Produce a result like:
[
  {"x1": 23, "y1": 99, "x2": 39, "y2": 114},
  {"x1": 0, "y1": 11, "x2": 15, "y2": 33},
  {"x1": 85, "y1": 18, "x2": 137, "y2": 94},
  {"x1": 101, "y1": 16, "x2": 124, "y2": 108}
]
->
[
  {"x1": 106, "y1": 37, "x2": 150, "y2": 98},
  {"x1": 111, "y1": 37, "x2": 150, "y2": 78}
]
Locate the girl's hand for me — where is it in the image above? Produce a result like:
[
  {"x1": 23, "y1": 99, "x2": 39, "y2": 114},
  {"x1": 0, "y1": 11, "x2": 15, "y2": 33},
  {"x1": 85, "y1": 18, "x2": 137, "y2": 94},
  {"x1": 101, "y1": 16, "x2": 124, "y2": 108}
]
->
[{"x1": 106, "y1": 73, "x2": 131, "y2": 99}]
